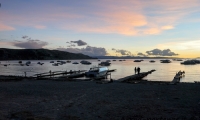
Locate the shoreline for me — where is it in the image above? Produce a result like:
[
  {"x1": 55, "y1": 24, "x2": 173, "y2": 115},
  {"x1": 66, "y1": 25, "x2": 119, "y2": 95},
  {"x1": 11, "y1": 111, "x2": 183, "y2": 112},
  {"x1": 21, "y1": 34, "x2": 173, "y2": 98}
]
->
[{"x1": 0, "y1": 79, "x2": 200, "y2": 119}]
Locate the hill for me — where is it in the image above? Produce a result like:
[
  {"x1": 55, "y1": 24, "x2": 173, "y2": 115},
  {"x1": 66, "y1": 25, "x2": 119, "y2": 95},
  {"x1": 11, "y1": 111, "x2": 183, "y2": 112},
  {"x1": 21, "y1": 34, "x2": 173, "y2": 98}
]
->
[{"x1": 0, "y1": 48, "x2": 94, "y2": 60}]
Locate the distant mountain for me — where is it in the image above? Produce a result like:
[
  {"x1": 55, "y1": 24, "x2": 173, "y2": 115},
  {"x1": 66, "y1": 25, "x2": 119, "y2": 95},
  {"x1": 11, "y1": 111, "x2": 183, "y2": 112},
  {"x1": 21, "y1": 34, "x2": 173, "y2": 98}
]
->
[
  {"x1": 94, "y1": 56, "x2": 180, "y2": 59},
  {"x1": 0, "y1": 48, "x2": 94, "y2": 60}
]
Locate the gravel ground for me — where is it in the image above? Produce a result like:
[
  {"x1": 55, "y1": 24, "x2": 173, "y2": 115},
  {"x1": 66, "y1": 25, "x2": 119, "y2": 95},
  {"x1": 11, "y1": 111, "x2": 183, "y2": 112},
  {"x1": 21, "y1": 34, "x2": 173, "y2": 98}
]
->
[{"x1": 0, "y1": 80, "x2": 200, "y2": 120}]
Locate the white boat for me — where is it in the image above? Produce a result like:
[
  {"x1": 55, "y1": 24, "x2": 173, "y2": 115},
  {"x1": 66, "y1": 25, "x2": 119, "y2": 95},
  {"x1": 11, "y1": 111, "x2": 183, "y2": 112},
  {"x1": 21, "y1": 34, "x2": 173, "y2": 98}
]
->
[{"x1": 85, "y1": 67, "x2": 108, "y2": 78}]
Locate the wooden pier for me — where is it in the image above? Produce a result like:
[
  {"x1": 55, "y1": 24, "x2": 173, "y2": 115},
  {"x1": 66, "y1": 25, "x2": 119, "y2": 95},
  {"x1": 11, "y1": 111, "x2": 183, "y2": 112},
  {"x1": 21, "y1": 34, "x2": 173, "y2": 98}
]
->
[
  {"x1": 34, "y1": 69, "x2": 117, "y2": 80},
  {"x1": 118, "y1": 69, "x2": 156, "y2": 82},
  {"x1": 34, "y1": 70, "x2": 86, "y2": 79}
]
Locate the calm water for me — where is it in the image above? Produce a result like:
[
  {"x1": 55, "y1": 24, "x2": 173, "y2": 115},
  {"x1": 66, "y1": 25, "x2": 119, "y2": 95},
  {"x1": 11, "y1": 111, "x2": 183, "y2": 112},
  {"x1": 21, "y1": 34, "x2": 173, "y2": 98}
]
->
[{"x1": 0, "y1": 59, "x2": 199, "y2": 82}]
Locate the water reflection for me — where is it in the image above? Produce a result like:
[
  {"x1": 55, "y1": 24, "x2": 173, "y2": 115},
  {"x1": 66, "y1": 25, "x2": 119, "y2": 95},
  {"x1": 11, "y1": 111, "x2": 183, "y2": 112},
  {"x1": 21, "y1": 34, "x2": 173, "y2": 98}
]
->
[{"x1": 0, "y1": 59, "x2": 199, "y2": 82}]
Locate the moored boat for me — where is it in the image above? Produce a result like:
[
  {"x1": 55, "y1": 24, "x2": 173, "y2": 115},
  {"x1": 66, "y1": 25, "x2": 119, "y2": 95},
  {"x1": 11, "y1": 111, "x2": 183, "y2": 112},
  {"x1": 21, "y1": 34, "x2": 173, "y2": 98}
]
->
[
  {"x1": 98, "y1": 61, "x2": 111, "y2": 66},
  {"x1": 149, "y1": 60, "x2": 155, "y2": 63},
  {"x1": 80, "y1": 60, "x2": 91, "y2": 65},
  {"x1": 180, "y1": 60, "x2": 196, "y2": 65},
  {"x1": 85, "y1": 67, "x2": 108, "y2": 78},
  {"x1": 134, "y1": 60, "x2": 142, "y2": 62},
  {"x1": 160, "y1": 59, "x2": 171, "y2": 63}
]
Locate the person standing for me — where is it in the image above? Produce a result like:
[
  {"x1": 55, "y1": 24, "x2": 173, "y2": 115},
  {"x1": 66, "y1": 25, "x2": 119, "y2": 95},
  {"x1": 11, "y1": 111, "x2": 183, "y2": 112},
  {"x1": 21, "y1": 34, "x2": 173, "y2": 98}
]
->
[
  {"x1": 137, "y1": 67, "x2": 141, "y2": 74},
  {"x1": 134, "y1": 67, "x2": 137, "y2": 74}
]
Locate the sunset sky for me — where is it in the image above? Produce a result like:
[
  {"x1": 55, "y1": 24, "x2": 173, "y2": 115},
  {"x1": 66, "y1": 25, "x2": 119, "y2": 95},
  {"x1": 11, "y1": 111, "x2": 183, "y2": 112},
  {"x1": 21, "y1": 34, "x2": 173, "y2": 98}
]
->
[{"x1": 0, "y1": 0, "x2": 200, "y2": 58}]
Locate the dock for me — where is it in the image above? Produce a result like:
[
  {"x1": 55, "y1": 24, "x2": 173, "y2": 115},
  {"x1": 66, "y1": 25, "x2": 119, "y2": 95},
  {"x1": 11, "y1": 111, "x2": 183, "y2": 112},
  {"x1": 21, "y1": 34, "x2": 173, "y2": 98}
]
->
[
  {"x1": 118, "y1": 69, "x2": 156, "y2": 82},
  {"x1": 34, "y1": 70, "x2": 86, "y2": 79}
]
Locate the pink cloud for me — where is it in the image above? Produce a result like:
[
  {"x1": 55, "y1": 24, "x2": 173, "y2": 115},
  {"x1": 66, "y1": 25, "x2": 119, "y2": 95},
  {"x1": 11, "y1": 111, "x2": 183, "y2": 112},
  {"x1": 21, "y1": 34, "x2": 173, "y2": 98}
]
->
[
  {"x1": 0, "y1": 0, "x2": 199, "y2": 35},
  {"x1": 0, "y1": 23, "x2": 15, "y2": 31}
]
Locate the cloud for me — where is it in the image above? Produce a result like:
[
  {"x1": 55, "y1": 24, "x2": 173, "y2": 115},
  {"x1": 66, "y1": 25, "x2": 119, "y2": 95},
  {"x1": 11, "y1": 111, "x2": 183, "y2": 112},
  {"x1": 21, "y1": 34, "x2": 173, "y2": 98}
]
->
[
  {"x1": 13, "y1": 36, "x2": 48, "y2": 49},
  {"x1": 57, "y1": 46, "x2": 107, "y2": 56},
  {"x1": 70, "y1": 40, "x2": 87, "y2": 46},
  {"x1": 22, "y1": 36, "x2": 28, "y2": 39},
  {"x1": 112, "y1": 48, "x2": 132, "y2": 56},
  {"x1": 146, "y1": 49, "x2": 178, "y2": 56},
  {"x1": 1, "y1": 0, "x2": 199, "y2": 36},
  {"x1": 137, "y1": 52, "x2": 147, "y2": 57},
  {"x1": 0, "y1": 23, "x2": 15, "y2": 31}
]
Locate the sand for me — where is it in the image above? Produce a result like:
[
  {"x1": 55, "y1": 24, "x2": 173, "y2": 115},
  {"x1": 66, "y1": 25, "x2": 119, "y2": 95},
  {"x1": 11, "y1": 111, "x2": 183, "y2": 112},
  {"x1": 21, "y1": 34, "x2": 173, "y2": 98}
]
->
[{"x1": 0, "y1": 79, "x2": 200, "y2": 120}]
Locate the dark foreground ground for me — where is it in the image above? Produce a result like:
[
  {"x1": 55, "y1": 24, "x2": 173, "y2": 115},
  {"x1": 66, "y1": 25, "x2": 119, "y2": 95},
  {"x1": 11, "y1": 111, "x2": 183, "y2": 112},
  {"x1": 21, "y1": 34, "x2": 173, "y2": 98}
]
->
[{"x1": 0, "y1": 80, "x2": 200, "y2": 120}]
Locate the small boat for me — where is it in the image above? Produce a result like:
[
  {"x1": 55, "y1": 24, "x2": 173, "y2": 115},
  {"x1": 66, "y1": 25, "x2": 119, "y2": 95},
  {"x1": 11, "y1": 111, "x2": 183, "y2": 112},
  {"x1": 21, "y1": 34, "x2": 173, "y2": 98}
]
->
[
  {"x1": 50, "y1": 61, "x2": 54, "y2": 63},
  {"x1": 18, "y1": 61, "x2": 22, "y2": 63},
  {"x1": 52, "y1": 63, "x2": 59, "y2": 66},
  {"x1": 72, "y1": 62, "x2": 79, "y2": 64},
  {"x1": 66, "y1": 60, "x2": 71, "y2": 63},
  {"x1": 134, "y1": 60, "x2": 142, "y2": 62},
  {"x1": 160, "y1": 60, "x2": 171, "y2": 63},
  {"x1": 80, "y1": 60, "x2": 91, "y2": 65},
  {"x1": 98, "y1": 61, "x2": 111, "y2": 66},
  {"x1": 85, "y1": 67, "x2": 108, "y2": 78},
  {"x1": 112, "y1": 60, "x2": 116, "y2": 61},
  {"x1": 180, "y1": 60, "x2": 196, "y2": 65},
  {"x1": 176, "y1": 59, "x2": 183, "y2": 61},
  {"x1": 26, "y1": 61, "x2": 31, "y2": 66},
  {"x1": 149, "y1": 60, "x2": 155, "y2": 63},
  {"x1": 106, "y1": 60, "x2": 111, "y2": 62}
]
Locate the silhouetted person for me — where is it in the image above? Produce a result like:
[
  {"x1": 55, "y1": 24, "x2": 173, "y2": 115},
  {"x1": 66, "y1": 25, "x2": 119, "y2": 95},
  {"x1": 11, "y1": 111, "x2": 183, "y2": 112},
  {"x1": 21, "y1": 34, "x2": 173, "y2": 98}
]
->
[
  {"x1": 134, "y1": 67, "x2": 137, "y2": 74},
  {"x1": 137, "y1": 67, "x2": 140, "y2": 74}
]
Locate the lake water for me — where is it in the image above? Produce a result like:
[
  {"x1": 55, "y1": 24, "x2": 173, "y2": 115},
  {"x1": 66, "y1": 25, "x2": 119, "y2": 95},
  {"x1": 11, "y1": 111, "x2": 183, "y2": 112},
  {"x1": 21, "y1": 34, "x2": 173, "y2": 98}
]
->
[{"x1": 0, "y1": 59, "x2": 200, "y2": 82}]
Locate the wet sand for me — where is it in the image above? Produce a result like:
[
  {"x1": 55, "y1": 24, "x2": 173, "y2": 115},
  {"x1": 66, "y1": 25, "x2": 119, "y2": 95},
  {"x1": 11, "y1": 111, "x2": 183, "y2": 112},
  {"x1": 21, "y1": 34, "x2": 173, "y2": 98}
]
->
[{"x1": 0, "y1": 80, "x2": 200, "y2": 120}]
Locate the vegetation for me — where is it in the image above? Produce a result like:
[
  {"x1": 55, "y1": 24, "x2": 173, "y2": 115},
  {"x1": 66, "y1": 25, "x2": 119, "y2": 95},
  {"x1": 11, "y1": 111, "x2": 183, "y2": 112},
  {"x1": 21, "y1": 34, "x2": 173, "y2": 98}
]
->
[{"x1": 0, "y1": 48, "x2": 94, "y2": 60}]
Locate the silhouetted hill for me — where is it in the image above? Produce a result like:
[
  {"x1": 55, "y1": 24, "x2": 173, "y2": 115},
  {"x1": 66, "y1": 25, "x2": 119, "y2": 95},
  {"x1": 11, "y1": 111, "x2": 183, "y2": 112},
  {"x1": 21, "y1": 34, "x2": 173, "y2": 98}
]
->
[{"x1": 0, "y1": 48, "x2": 94, "y2": 60}]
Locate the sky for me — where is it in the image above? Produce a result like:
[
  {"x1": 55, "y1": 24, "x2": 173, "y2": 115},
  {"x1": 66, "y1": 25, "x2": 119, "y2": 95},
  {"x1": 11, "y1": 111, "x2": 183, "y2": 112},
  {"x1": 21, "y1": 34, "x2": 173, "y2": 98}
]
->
[{"x1": 0, "y1": 0, "x2": 200, "y2": 58}]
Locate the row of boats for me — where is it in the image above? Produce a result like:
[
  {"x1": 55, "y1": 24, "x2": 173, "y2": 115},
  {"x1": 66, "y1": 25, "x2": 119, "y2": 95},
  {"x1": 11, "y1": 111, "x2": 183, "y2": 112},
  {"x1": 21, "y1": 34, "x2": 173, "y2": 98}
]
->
[
  {"x1": 134, "y1": 59, "x2": 200, "y2": 64},
  {"x1": 2, "y1": 59, "x2": 200, "y2": 67}
]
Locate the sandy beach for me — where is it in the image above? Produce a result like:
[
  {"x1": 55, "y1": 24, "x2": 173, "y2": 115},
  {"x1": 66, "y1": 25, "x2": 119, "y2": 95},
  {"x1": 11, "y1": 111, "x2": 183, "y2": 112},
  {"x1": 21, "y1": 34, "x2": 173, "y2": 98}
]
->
[{"x1": 0, "y1": 79, "x2": 200, "y2": 120}]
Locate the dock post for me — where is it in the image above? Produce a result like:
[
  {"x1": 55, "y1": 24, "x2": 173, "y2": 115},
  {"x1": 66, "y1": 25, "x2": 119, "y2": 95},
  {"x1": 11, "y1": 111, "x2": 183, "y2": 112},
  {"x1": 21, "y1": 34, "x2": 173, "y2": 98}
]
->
[
  {"x1": 49, "y1": 70, "x2": 51, "y2": 78},
  {"x1": 24, "y1": 72, "x2": 26, "y2": 78}
]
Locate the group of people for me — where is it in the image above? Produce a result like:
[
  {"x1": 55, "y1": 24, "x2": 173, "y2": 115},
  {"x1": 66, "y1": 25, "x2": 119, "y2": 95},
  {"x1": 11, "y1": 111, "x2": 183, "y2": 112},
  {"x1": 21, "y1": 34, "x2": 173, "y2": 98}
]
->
[{"x1": 134, "y1": 67, "x2": 141, "y2": 74}]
